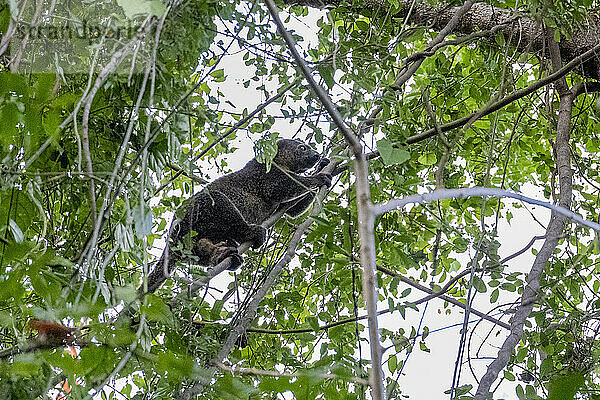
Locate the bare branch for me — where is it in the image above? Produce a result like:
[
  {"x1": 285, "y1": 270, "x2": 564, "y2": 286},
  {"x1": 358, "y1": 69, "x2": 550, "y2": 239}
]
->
[
  {"x1": 373, "y1": 187, "x2": 600, "y2": 232},
  {"x1": 498, "y1": 235, "x2": 547, "y2": 266}
]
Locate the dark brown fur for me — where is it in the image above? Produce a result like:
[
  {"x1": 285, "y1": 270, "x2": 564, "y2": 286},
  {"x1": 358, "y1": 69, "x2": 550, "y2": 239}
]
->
[{"x1": 144, "y1": 139, "x2": 330, "y2": 293}]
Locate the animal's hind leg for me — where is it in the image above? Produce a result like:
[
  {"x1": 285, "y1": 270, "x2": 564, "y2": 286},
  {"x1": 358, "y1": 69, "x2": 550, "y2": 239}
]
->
[{"x1": 194, "y1": 238, "x2": 243, "y2": 270}]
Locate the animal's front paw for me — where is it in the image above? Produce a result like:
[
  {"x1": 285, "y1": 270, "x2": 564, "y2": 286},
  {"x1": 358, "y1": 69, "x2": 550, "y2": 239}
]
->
[
  {"x1": 210, "y1": 242, "x2": 243, "y2": 270},
  {"x1": 226, "y1": 252, "x2": 243, "y2": 270},
  {"x1": 316, "y1": 173, "x2": 332, "y2": 188},
  {"x1": 248, "y1": 224, "x2": 267, "y2": 249}
]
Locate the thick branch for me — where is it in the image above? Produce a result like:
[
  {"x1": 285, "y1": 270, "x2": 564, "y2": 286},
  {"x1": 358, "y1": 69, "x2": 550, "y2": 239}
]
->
[{"x1": 287, "y1": 0, "x2": 600, "y2": 79}]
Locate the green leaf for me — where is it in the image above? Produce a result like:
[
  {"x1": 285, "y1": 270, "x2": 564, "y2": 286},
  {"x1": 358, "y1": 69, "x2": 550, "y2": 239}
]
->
[
  {"x1": 490, "y1": 288, "x2": 499, "y2": 303},
  {"x1": 157, "y1": 351, "x2": 194, "y2": 379},
  {"x1": 547, "y1": 372, "x2": 585, "y2": 400},
  {"x1": 388, "y1": 354, "x2": 397, "y2": 373},
  {"x1": 377, "y1": 139, "x2": 410, "y2": 165},
  {"x1": 210, "y1": 69, "x2": 225, "y2": 81},
  {"x1": 418, "y1": 153, "x2": 437, "y2": 165},
  {"x1": 501, "y1": 282, "x2": 516, "y2": 292},
  {"x1": 259, "y1": 376, "x2": 292, "y2": 393},
  {"x1": 317, "y1": 64, "x2": 335, "y2": 89},
  {"x1": 540, "y1": 357, "x2": 553, "y2": 377},
  {"x1": 554, "y1": 29, "x2": 561, "y2": 43},
  {"x1": 8, "y1": 219, "x2": 24, "y2": 242},
  {"x1": 455, "y1": 384, "x2": 472, "y2": 396},
  {"x1": 306, "y1": 316, "x2": 320, "y2": 331},
  {"x1": 210, "y1": 300, "x2": 225, "y2": 320},
  {"x1": 133, "y1": 202, "x2": 153, "y2": 239},
  {"x1": 472, "y1": 275, "x2": 487, "y2": 293},
  {"x1": 452, "y1": 237, "x2": 468, "y2": 253},
  {"x1": 254, "y1": 133, "x2": 279, "y2": 172},
  {"x1": 141, "y1": 295, "x2": 175, "y2": 326}
]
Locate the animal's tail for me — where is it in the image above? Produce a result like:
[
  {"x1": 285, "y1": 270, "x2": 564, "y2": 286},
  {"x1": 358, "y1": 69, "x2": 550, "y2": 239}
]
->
[
  {"x1": 141, "y1": 249, "x2": 176, "y2": 295},
  {"x1": 140, "y1": 217, "x2": 182, "y2": 295},
  {"x1": 119, "y1": 250, "x2": 174, "y2": 322}
]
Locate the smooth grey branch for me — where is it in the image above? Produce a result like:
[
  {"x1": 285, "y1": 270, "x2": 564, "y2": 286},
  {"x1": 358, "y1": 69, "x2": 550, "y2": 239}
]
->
[{"x1": 373, "y1": 187, "x2": 600, "y2": 232}]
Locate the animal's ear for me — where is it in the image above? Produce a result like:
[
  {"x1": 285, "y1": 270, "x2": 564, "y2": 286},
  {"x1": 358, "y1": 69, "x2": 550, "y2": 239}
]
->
[{"x1": 254, "y1": 134, "x2": 279, "y2": 172}]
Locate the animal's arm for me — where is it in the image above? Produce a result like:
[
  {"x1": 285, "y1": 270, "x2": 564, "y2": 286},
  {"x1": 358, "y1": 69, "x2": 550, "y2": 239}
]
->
[
  {"x1": 269, "y1": 172, "x2": 331, "y2": 217},
  {"x1": 282, "y1": 158, "x2": 331, "y2": 216},
  {"x1": 280, "y1": 193, "x2": 316, "y2": 216},
  {"x1": 268, "y1": 172, "x2": 331, "y2": 203}
]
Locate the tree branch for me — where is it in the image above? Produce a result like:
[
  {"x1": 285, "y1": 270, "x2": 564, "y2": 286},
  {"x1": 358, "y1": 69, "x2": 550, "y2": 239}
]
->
[
  {"x1": 263, "y1": 1, "x2": 386, "y2": 399},
  {"x1": 474, "y1": 34, "x2": 575, "y2": 398},
  {"x1": 373, "y1": 187, "x2": 599, "y2": 232},
  {"x1": 406, "y1": 41, "x2": 600, "y2": 144},
  {"x1": 286, "y1": 0, "x2": 600, "y2": 79}
]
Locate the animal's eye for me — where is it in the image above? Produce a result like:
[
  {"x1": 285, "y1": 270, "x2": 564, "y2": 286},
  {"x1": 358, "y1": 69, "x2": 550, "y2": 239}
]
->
[{"x1": 299, "y1": 144, "x2": 308, "y2": 152}]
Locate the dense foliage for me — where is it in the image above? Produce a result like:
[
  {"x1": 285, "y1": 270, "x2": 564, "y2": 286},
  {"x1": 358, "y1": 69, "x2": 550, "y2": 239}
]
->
[{"x1": 1, "y1": 0, "x2": 600, "y2": 398}]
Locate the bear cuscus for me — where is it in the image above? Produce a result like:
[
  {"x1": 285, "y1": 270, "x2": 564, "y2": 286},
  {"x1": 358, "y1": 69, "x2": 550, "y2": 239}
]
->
[{"x1": 144, "y1": 139, "x2": 331, "y2": 293}]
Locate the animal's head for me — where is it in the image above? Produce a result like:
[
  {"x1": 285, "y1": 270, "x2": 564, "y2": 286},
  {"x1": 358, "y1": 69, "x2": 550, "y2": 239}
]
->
[{"x1": 274, "y1": 139, "x2": 321, "y2": 173}]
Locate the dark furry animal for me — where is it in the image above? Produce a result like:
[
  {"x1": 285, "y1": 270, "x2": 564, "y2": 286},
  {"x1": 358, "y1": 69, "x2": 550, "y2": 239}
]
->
[{"x1": 144, "y1": 139, "x2": 331, "y2": 293}]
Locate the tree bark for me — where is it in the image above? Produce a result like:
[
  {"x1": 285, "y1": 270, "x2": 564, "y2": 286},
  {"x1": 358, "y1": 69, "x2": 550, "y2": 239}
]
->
[{"x1": 286, "y1": 0, "x2": 600, "y2": 79}]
